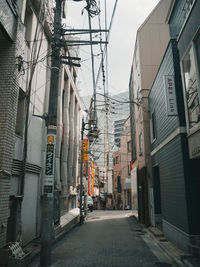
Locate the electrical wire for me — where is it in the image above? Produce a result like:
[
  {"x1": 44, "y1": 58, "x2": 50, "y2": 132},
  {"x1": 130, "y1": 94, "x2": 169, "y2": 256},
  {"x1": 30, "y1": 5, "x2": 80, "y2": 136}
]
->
[
  {"x1": 95, "y1": 0, "x2": 118, "y2": 89},
  {"x1": 83, "y1": 0, "x2": 100, "y2": 17}
]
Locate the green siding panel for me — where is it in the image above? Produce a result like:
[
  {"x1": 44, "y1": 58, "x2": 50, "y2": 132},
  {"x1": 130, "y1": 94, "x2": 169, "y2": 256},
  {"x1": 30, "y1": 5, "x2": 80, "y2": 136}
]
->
[
  {"x1": 169, "y1": 0, "x2": 186, "y2": 38},
  {"x1": 149, "y1": 42, "x2": 180, "y2": 152},
  {"x1": 152, "y1": 135, "x2": 189, "y2": 233}
]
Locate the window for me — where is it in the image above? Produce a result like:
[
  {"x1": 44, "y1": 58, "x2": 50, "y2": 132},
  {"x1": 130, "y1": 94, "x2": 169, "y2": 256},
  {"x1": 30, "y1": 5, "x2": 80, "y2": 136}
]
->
[
  {"x1": 115, "y1": 156, "x2": 119, "y2": 164},
  {"x1": 127, "y1": 141, "x2": 132, "y2": 152},
  {"x1": 150, "y1": 112, "x2": 156, "y2": 143},
  {"x1": 183, "y1": 0, "x2": 194, "y2": 19},
  {"x1": 195, "y1": 32, "x2": 200, "y2": 82},
  {"x1": 117, "y1": 176, "x2": 121, "y2": 193},
  {"x1": 128, "y1": 163, "x2": 131, "y2": 175},
  {"x1": 24, "y1": 2, "x2": 33, "y2": 44},
  {"x1": 15, "y1": 89, "x2": 26, "y2": 136},
  {"x1": 139, "y1": 133, "x2": 143, "y2": 156},
  {"x1": 182, "y1": 43, "x2": 200, "y2": 129}
]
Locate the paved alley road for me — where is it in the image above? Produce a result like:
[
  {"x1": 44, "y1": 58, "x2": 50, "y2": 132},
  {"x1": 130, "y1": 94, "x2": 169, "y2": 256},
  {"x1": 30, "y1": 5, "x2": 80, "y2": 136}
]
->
[{"x1": 30, "y1": 211, "x2": 174, "y2": 267}]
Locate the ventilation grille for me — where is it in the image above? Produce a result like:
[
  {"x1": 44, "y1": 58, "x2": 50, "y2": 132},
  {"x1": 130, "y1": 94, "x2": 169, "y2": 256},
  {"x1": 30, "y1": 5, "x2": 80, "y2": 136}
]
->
[{"x1": 12, "y1": 159, "x2": 41, "y2": 176}]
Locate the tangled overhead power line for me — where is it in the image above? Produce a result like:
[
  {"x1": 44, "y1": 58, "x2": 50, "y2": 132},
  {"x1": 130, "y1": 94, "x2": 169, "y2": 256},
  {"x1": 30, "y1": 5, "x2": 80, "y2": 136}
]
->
[
  {"x1": 83, "y1": 0, "x2": 100, "y2": 17},
  {"x1": 73, "y1": 0, "x2": 100, "y2": 17}
]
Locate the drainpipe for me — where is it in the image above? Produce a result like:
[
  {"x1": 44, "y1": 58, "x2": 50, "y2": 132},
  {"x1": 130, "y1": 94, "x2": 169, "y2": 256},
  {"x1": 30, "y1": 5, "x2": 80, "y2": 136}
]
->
[
  {"x1": 61, "y1": 78, "x2": 70, "y2": 197},
  {"x1": 68, "y1": 90, "x2": 75, "y2": 187},
  {"x1": 73, "y1": 101, "x2": 79, "y2": 188}
]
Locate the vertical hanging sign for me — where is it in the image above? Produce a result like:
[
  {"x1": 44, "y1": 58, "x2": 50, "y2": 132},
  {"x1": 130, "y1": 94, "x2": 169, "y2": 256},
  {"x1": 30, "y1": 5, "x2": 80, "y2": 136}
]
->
[
  {"x1": 82, "y1": 139, "x2": 89, "y2": 162},
  {"x1": 164, "y1": 75, "x2": 178, "y2": 116},
  {"x1": 43, "y1": 133, "x2": 56, "y2": 198}
]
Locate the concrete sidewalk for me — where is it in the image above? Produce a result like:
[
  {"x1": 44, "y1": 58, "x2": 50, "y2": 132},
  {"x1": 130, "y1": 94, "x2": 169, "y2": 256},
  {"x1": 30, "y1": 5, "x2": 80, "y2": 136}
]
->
[
  {"x1": 24, "y1": 208, "x2": 80, "y2": 261},
  {"x1": 131, "y1": 217, "x2": 200, "y2": 267}
]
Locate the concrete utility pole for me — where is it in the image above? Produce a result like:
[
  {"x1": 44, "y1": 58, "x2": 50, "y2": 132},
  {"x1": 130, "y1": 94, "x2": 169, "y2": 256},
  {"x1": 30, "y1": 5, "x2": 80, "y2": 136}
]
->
[
  {"x1": 80, "y1": 119, "x2": 85, "y2": 225},
  {"x1": 40, "y1": 0, "x2": 62, "y2": 266}
]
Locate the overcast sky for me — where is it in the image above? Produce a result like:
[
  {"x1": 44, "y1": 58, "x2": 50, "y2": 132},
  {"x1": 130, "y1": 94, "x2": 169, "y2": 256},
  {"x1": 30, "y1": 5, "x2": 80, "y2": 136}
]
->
[{"x1": 65, "y1": 0, "x2": 159, "y2": 99}]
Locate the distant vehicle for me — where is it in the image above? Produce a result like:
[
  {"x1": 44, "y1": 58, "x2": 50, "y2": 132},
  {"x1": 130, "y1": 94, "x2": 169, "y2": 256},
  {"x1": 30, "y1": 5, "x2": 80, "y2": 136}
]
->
[
  {"x1": 87, "y1": 196, "x2": 93, "y2": 212},
  {"x1": 79, "y1": 196, "x2": 94, "y2": 212}
]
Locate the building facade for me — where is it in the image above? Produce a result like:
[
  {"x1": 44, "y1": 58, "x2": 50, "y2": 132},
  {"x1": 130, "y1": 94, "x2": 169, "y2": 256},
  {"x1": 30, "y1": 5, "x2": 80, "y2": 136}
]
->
[
  {"x1": 0, "y1": 0, "x2": 81, "y2": 249},
  {"x1": 0, "y1": 0, "x2": 25, "y2": 248},
  {"x1": 149, "y1": 38, "x2": 200, "y2": 252},
  {"x1": 120, "y1": 117, "x2": 132, "y2": 209},
  {"x1": 147, "y1": 0, "x2": 200, "y2": 254},
  {"x1": 178, "y1": 0, "x2": 200, "y2": 158},
  {"x1": 129, "y1": 0, "x2": 173, "y2": 225},
  {"x1": 113, "y1": 150, "x2": 122, "y2": 210}
]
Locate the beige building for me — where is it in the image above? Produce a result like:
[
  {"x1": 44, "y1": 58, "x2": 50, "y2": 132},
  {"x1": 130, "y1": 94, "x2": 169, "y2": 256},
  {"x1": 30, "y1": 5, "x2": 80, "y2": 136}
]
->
[
  {"x1": 129, "y1": 0, "x2": 173, "y2": 225},
  {"x1": 113, "y1": 149, "x2": 122, "y2": 209},
  {"x1": 120, "y1": 117, "x2": 132, "y2": 209}
]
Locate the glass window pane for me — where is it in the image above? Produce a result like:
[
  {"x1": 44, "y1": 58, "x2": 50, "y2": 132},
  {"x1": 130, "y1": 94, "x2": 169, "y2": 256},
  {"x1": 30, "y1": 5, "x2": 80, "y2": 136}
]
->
[{"x1": 182, "y1": 46, "x2": 200, "y2": 128}]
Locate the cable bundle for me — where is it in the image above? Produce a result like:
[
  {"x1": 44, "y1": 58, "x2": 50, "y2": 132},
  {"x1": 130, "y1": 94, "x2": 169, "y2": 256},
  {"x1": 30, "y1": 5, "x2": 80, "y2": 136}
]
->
[{"x1": 84, "y1": 0, "x2": 100, "y2": 17}]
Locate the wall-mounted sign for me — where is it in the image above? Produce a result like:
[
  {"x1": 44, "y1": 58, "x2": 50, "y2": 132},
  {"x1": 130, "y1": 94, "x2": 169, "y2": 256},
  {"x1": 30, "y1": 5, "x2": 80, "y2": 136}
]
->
[
  {"x1": 45, "y1": 144, "x2": 54, "y2": 175},
  {"x1": 164, "y1": 75, "x2": 178, "y2": 116},
  {"x1": 82, "y1": 139, "x2": 89, "y2": 162},
  {"x1": 43, "y1": 134, "x2": 56, "y2": 198}
]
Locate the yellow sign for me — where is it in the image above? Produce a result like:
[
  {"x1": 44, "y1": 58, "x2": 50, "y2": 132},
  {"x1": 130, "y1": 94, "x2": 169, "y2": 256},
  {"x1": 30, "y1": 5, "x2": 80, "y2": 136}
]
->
[
  {"x1": 48, "y1": 135, "x2": 54, "y2": 144},
  {"x1": 82, "y1": 139, "x2": 88, "y2": 162}
]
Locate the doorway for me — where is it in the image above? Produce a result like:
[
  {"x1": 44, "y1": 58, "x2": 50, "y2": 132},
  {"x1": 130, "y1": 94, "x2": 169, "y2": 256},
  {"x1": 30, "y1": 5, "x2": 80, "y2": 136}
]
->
[{"x1": 152, "y1": 166, "x2": 162, "y2": 229}]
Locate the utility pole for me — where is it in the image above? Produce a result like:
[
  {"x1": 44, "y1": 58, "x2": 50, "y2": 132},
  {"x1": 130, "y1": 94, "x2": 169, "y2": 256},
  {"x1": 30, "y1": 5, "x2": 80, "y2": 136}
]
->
[
  {"x1": 40, "y1": 0, "x2": 62, "y2": 266},
  {"x1": 79, "y1": 119, "x2": 85, "y2": 225}
]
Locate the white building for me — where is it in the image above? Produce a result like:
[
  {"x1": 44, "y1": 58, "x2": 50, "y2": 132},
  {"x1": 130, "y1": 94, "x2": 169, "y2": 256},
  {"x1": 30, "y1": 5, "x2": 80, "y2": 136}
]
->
[{"x1": 0, "y1": 0, "x2": 81, "y2": 247}]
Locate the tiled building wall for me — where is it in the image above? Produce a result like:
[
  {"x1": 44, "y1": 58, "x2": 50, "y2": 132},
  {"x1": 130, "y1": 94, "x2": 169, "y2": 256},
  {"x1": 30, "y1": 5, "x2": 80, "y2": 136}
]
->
[{"x1": 0, "y1": 13, "x2": 24, "y2": 246}]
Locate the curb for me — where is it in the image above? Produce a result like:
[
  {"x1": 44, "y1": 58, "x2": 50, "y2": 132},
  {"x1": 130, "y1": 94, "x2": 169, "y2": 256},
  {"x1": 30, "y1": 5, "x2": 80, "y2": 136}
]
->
[{"x1": 129, "y1": 216, "x2": 188, "y2": 267}]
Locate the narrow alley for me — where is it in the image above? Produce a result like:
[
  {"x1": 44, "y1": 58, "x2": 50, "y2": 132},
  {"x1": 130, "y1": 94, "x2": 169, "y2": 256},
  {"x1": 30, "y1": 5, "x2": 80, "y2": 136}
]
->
[
  {"x1": 1, "y1": 1, "x2": 200, "y2": 266},
  {"x1": 30, "y1": 211, "x2": 173, "y2": 267}
]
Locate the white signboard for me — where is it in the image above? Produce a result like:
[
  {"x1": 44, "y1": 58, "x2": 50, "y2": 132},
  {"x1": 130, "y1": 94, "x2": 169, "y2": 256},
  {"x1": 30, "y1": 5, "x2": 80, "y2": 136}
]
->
[{"x1": 164, "y1": 75, "x2": 178, "y2": 116}]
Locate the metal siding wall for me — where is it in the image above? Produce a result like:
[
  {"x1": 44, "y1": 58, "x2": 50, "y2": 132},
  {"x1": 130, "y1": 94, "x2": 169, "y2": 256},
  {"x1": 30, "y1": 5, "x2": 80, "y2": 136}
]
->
[
  {"x1": 171, "y1": 40, "x2": 186, "y2": 126},
  {"x1": 178, "y1": 1, "x2": 200, "y2": 58},
  {"x1": 149, "y1": 40, "x2": 189, "y2": 233},
  {"x1": 149, "y1": 42, "x2": 180, "y2": 152},
  {"x1": 152, "y1": 135, "x2": 189, "y2": 233},
  {"x1": 169, "y1": 0, "x2": 186, "y2": 38}
]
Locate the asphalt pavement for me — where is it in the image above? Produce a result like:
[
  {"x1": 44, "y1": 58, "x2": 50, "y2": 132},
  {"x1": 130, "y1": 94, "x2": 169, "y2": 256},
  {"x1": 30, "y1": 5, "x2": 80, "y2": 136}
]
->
[{"x1": 29, "y1": 210, "x2": 174, "y2": 267}]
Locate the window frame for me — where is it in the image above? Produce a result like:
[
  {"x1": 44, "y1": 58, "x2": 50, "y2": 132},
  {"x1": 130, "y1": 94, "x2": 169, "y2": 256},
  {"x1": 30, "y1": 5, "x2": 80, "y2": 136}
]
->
[
  {"x1": 139, "y1": 133, "x2": 143, "y2": 156},
  {"x1": 15, "y1": 88, "x2": 26, "y2": 137},
  {"x1": 115, "y1": 156, "x2": 119, "y2": 164},
  {"x1": 150, "y1": 111, "x2": 157, "y2": 143},
  {"x1": 180, "y1": 30, "x2": 200, "y2": 133},
  {"x1": 127, "y1": 140, "x2": 132, "y2": 152}
]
